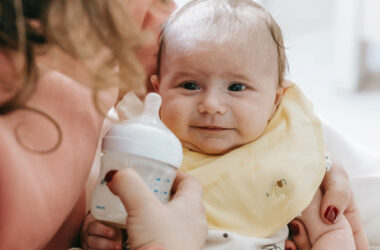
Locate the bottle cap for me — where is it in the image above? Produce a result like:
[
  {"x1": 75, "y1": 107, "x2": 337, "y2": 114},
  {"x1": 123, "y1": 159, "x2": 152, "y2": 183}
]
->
[{"x1": 102, "y1": 93, "x2": 182, "y2": 168}]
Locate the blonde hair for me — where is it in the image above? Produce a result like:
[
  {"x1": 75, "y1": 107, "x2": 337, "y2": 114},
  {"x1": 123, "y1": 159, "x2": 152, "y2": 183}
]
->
[
  {"x1": 0, "y1": 0, "x2": 145, "y2": 153},
  {"x1": 157, "y1": 0, "x2": 288, "y2": 84}
]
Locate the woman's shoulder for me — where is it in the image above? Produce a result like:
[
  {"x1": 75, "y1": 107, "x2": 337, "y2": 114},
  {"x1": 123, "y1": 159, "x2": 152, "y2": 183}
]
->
[
  {"x1": 1, "y1": 67, "x2": 104, "y2": 152},
  {"x1": 0, "y1": 66, "x2": 108, "y2": 249}
]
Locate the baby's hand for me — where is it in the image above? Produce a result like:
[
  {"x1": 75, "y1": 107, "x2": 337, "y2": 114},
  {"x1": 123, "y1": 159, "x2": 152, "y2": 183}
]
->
[{"x1": 81, "y1": 213, "x2": 122, "y2": 250}]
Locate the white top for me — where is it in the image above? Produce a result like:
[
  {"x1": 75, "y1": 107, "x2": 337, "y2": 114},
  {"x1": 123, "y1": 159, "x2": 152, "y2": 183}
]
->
[{"x1": 204, "y1": 226, "x2": 288, "y2": 250}]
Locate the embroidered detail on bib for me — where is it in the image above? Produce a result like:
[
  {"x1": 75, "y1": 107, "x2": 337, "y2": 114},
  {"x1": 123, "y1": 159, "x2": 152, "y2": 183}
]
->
[
  {"x1": 266, "y1": 179, "x2": 290, "y2": 198},
  {"x1": 262, "y1": 244, "x2": 281, "y2": 250}
]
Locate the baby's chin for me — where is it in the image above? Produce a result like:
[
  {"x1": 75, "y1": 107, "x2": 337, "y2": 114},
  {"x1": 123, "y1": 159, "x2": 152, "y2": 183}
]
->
[{"x1": 183, "y1": 141, "x2": 239, "y2": 155}]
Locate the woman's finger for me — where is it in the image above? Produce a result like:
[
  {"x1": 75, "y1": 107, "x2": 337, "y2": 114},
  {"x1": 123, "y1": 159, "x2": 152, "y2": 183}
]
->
[
  {"x1": 320, "y1": 162, "x2": 369, "y2": 249},
  {"x1": 344, "y1": 195, "x2": 370, "y2": 250},
  {"x1": 320, "y1": 162, "x2": 350, "y2": 224},
  {"x1": 171, "y1": 171, "x2": 203, "y2": 200},
  {"x1": 288, "y1": 219, "x2": 311, "y2": 250},
  {"x1": 106, "y1": 168, "x2": 160, "y2": 212}
]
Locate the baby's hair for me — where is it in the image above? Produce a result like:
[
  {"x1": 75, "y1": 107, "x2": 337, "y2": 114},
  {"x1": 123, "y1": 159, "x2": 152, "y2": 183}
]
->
[
  {"x1": 0, "y1": 0, "x2": 145, "y2": 153},
  {"x1": 157, "y1": 0, "x2": 288, "y2": 84}
]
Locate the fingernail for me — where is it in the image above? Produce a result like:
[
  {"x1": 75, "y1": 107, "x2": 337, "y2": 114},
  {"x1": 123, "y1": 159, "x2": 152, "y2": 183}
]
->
[
  {"x1": 288, "y1": 223, "x2": 299, "y2": 236},
  {"x1": 105, "y1": 170, "x2": 118, "y2": 183},
  {"x1": 325, "y1": 205, "x2": 338, "y2": 224}
]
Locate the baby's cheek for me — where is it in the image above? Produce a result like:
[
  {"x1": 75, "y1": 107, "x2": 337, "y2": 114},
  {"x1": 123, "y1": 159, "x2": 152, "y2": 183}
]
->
[
  {"x1": 160, "y1": 102, "x2": 178, "y2": 125},
  {"x1": 160, "y1": 108, "x2": 183, "y2": 136},
  {"x1": 159, "y1": 93, "x2": 191, "y2": 133}
]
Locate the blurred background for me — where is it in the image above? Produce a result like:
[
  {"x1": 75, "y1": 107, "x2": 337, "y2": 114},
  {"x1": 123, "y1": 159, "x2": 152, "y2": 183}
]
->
[{"x1": 174, "y1": 0, "x2": 380, "y2": 153}]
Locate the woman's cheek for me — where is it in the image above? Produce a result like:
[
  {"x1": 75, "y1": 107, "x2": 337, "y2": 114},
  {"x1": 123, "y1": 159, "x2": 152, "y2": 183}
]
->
[
  {"x1": 123, "y1": 0, "x2": 153, "y2": 28},
  {"x1": 142, "y1": 0, "x2": 177, "y2": 31},
  {"x1": 137, "y1": 1, "x2": 176, "y2": 90}
]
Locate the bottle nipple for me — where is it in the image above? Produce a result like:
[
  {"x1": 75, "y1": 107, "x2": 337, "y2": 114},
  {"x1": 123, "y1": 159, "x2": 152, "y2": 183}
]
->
[{"x1": 138, "y1": 93, "x2": 162, "y2": 125}]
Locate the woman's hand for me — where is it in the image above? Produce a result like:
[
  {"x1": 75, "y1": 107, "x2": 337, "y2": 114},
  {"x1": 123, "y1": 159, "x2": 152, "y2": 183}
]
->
[
  {"x1": 106, "y1": 169, "x2": 208, "y2": 250},
  {"x1": 320, "y1": 162, "x2": 368, "y2": 249},
  {"x1": 286, "y1": 162, "x2": 369, "y2": 250}
]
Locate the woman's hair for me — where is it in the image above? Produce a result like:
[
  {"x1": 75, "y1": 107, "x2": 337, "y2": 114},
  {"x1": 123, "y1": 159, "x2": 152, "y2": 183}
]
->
[
  {"x1": 0, "y1": 0, "x2": 145, "y2": 153},
  {"x1": 157, "y1": 0, "x2": 288, "y2": 84}
]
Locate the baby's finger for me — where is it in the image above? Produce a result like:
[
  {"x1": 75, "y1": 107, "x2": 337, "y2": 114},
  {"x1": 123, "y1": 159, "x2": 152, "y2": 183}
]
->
[
  {"x1": 320, "y1": 163, "x2": 350, "y2": 224},
  {"x1": 288, "y1": 219, "x2": 311, "y2": 250},
  {"x1": 85, "y1": 235, "x2": 122, "y2": 250},
  {"x1": 284, "y1": 240, "x2": 297, "y2": 250},
  {"x1": 87, "y1": 221, "x2": 118, "y2": 239}
]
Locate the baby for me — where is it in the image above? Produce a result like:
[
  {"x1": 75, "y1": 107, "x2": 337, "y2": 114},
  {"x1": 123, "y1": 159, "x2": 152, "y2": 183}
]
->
[
  {"x1": 151, "y1": 0, "x2": 355, "y2": 249},
  {"x1": 84, "y1": 0, "x2": 355, "y2": 249}
]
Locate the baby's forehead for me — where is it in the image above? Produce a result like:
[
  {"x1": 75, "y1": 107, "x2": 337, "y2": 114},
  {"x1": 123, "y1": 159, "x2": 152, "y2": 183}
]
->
[{"x1": 162, "y1": 2, "x2": 275, "y2": 55}]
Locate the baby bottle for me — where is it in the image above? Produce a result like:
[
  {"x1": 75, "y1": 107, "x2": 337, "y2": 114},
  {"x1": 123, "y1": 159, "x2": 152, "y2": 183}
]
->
[{"x1": 91, "y1": 93, "x2": 183, "y2": 228}]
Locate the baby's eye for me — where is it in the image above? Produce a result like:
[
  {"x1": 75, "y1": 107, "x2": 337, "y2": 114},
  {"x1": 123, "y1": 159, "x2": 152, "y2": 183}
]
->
[
  {"x1": 181, "y1": 81, "x2": 200, "y2": 90},
  {"x1": 228, "y1": 82, "x2": 246, "y2": 91}
]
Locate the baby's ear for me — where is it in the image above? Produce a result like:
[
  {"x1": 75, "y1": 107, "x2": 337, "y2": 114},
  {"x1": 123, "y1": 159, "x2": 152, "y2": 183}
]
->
[
  {"x1": 150, "y1": 75, "x2": 160, "y2": 93},
  {"x1": 280, "y1": 80, "x2": 294, "y2": 88},
  {"x1": 276, "y1": 80, "x2": 294, "y2": 104},
  {"x1": 271, "y1": 80, "x2": 293, "y2": 116},
  {"x1": 274, "y1": 86, "x2": 283, "y2": 108}
]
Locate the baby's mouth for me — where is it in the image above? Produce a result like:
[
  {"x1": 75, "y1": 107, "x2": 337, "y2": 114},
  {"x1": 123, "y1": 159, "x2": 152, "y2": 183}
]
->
[{"x1": 192, "y1": 126, "x2": 230, "y2": 131}]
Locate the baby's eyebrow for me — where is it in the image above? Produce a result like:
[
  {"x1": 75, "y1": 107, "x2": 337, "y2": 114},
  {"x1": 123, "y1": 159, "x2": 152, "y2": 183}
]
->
[
  {"x1": 223, "y1": 72, "x2": 251, "y2": 82},
  {"x1": 171, "y1": 70, "x2": 207, "y2": 79},
  {"x1": 176, "y1": 68, "x2": 207, "y2": 76},
  {"x1": 167, "y1": 72, "x2": 193, "y2": 83}
]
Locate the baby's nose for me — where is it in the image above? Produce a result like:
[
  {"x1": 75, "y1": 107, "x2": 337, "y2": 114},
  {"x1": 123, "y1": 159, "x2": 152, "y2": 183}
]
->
[{"x1": 198, "y1": 96, "x2": 227, "y2": 115}]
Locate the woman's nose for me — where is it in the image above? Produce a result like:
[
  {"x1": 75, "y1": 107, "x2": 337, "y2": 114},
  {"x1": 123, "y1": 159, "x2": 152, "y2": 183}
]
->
[{"x1": 198, "y1": 95, "x2": 227, "y2": 115}]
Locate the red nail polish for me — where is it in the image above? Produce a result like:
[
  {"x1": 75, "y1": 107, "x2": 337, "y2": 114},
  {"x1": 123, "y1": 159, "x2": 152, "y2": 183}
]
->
[
  {"x1": 288, "y1": 223, "x2": 299, "y2": 236},
  {"x1": 325, "y1": 206, "x2": 338, "y2": 224},
  {"x1": 105, "y1": 170, "x2": 118, "y2": 183}
]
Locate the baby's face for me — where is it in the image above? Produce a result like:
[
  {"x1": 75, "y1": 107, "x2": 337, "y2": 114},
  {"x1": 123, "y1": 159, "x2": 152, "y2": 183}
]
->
[{"x1": 155, "y1": 28, "x2": 281, "y2": 155}]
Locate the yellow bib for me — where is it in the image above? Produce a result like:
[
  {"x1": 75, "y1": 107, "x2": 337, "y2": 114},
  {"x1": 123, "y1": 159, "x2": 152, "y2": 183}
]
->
[{"x1": 180, "y1": 85, "x2": 325, "y2": 238}]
